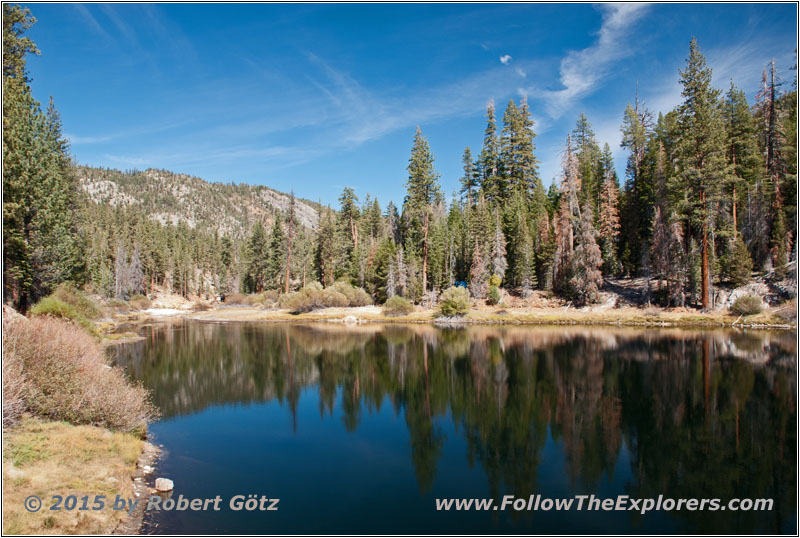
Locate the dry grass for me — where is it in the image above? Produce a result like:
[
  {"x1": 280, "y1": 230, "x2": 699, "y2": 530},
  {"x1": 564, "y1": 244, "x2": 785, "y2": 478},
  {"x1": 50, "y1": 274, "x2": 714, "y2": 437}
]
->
[
  {"x1": 3, "y1": 317, "x2": 157, "y2": 434},
  {"x1": 186, "y1": 302, "x2": 795, "y2": 329},
  {"x1": 2, "y1": 416, "x2": 142, "y2": 535}
]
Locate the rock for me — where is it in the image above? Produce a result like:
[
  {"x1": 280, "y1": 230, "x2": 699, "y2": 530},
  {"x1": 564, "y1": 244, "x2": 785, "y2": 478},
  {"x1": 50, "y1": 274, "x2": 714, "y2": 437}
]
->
[
  {"x1": 6, "y1": 465, "x2": 24, "y2": 479},
  {"x1": 155, "y1": 477, "x2": 174, "y2": 492},
  {"x1": 343, "y1": 315, "x2": 359, "y2": 325}
]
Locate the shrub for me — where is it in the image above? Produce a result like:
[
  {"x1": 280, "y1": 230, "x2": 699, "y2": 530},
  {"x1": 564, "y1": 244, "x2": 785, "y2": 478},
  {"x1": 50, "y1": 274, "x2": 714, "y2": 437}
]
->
[
  {"x1": 192, "y1": 301, "x2": 212, "y2": 311},
  {"x1": 225, "y1": 293, "x2": 247, "y2": 305},
  {"x1": 128, "y1": 294, "x2": 151, "y2": 310},
  {"x1": 281, "y1": 282, "x2": 371, "y2": 313},
  {"x1": 30, "y1": 297, "x2": 99, "y2": 337},
  {"x1": 262, "y1": 289, "x2": 280, "y2": 306},
  {"x1": 3, "y1": 321, "x2": 26, "y2": 428},
  {"x1": 438, "y1": 286, "x2": 470, "y2": 317},
  {"x1": 731, "y1": 295, "x2": 763, "y2": 316},
  {"x1": 51, "y1": 283, "x2": 103, "y2": 320},
  {"x1": 487, "y1": 286, "x2": 501, "y2": 305},
  {"x1": 489, "y1": 274, "x2": 502, "y2": 287},
  {"x1": 383, "y1": 296, "x2": 414, "y2": 317},
  {"x1": 3, "y1": 317, "x2": 157, "y2": 433},
  {"x1": 332, "y1": 280, "x2": 372, "y2": 306}
]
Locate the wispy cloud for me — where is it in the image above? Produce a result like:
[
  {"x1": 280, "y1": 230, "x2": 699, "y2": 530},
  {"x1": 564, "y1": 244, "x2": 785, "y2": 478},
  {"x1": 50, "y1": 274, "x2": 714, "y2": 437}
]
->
[
  {"x1": 73, "y1": 5, "x2": 111, "y2": 41},
  {"x1": 521, "y1": 4, "x2": 650, "y2": 118},
  {"x1": 515, "y1": 67, "x2": 526, "y2": 78},
  {"x1": 65, "y1": 134, "x2": 111, "y2": 145},
  {"x1": 500, "y1": 54, "x2": 512, "y2": 64}
]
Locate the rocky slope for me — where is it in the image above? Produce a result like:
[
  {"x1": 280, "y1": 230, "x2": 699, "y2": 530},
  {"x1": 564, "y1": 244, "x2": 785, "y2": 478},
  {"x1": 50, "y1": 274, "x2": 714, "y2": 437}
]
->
[{"x1": 77, "y1": 165, "x2": 321, "y2": 237}]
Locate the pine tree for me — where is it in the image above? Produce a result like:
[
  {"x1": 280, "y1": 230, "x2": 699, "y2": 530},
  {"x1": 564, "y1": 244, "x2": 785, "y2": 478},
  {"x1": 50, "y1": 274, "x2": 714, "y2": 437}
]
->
[
  {"x1": 478, "y1": 100, "x2": 501, "y2": 203},
  {"x1": 569, "y1": 200, "x2": 604, "y2": 306},
  {"x1": 673, "y1": 37, "x2": 729, "y2": 309},
  {"x1": 598, "y1": 164, "x2": 621, "y2": 276},
  {"x1": 490, "y1": 213, "x2": 507, "y2": 282},
  {"x1": 266, "y1": 217, "x2": 286, "y2": 290},
  {"x1": 244, "y1": 221, "x2": 268, "y2": 292},
  {"x1": 403, "y1": 127, "x2": 442, "y2": 294},
  {"x1": 459, "y1": 147, "x2": 478, "y2": 206},
  {"x1": 469, "y1": 238, "x2": 488, "y2": 299}
]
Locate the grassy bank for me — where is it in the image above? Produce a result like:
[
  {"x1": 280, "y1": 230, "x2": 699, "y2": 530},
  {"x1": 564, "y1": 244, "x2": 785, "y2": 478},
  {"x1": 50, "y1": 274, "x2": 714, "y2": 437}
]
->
[
  {"x1": 2, "y1": 417, "x2": 145, "y2": 534},
  {"x1": 2, "y1": 304, "x2": 158, "y2": 535},
  {"x1": 183, "y1": 302, "x2": 796, "y2": 330}
]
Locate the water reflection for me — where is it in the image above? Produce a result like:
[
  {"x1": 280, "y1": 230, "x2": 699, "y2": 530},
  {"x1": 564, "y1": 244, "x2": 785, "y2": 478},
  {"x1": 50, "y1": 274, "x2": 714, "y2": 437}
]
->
[{"x1": 113, "y1": 322, "x2": 796, "y2": 534}]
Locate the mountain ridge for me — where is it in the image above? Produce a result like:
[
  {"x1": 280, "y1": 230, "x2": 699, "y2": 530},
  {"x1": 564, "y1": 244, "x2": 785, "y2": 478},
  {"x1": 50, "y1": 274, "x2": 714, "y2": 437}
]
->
[{"x1": 77, "y1": 165, "x2": 322, "y2": 239}]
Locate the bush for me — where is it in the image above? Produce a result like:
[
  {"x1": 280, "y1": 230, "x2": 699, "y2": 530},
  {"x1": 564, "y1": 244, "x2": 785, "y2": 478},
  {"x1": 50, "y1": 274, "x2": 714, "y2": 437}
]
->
[
  {"x1": 281, "y1": 281, "x2": 372, "y2": 314},
  {"x1": 262, "y1": 290, "x2": 280, "y2": 306},
  {"x1": 489, "y1": 274, "x2": 502, "y2": 288},
  {"x1": 3, "y1": 321, "x2": 26, "y2": 428},
  {"x1": 225, "y1": 293, "x2": 247, "y2": 305},
  {"x1": 30, "y1": 297, "x2": 99, "y2": 337},
  {"x1": 332, "y1": 280, "x2": 372, "y2": 306},
  {"x1": 487, "y1": 285, "x2": 501, "y2": 305},
  {"x1": 51, "y1": 283, "x2": 102, "y2": 320},
  {"x1": 3, "y1": 317, "x2": 157, "y2": 433},
  {"x1": 383, "y1": 296, "x2": 414, "y2": 317},
  {"x1": 192, "y1": 301, "x2": 212, "y2": 311},
  {"x1": 438, "y1": 286, "x2": 470, "y2": 317},
  {"x1": 128, "y1": 294, "x2": 151, "y2": 310},
  {"x1": 731, "y1": 295, "x2": 763, "y2": 316}
]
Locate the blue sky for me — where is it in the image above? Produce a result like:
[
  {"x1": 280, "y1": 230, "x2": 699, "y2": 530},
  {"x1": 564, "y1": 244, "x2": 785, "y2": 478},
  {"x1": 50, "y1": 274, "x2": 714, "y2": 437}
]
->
[{"x1": 26, "y1": 3, "x2": 797, "y2": 207}]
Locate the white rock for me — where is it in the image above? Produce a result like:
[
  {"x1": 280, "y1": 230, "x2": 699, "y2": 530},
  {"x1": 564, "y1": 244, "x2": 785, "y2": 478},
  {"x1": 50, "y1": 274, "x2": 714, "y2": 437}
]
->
[{"x1": 155, "y1": 477, "x2": 174, "y2": 492}]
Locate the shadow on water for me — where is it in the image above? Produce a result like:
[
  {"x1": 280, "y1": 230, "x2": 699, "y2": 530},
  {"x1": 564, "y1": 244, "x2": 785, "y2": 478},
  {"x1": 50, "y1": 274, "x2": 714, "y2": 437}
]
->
[{"x1": 111, "y1": 322, "x2": 797, "y2": 535}]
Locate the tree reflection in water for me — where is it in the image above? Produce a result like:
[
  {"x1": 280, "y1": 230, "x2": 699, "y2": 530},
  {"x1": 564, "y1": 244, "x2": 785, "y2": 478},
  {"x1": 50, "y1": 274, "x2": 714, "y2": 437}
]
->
[{"x1": 113, "y1": 322, "x2": 796, "y2": 533}]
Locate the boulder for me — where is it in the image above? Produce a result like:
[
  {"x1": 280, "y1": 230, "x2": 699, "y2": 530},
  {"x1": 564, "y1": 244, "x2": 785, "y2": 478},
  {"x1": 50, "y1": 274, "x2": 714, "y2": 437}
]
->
[{"x1": 155, "y1": 477, "x2": 174, "y2": 492}]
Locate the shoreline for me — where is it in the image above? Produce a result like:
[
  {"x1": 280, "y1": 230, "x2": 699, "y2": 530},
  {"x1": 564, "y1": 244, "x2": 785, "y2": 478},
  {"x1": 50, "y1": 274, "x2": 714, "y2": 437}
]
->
[{"x1": 115, "y1": 304, "x2": 796, "y2": 331}]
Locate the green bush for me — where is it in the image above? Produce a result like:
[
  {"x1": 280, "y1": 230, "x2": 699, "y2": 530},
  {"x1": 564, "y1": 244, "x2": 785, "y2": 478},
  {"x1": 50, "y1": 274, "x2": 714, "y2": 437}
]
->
[
  {"x1": 438, "y1": 286, "x2": 470, "y2": 317},
  {"x1": 3, "y1": 316, "x2": 157, "y2": 433},
  {"x1": 128, "y1": 294, "x2": 151, "y2": 310},
  {"x1": 731, "y1": 295, "x2": 763, "y2": 316},
  {"x1": 487, "y1": 285, "x2": 501, "y2": 305},
  {"x1": 51, "y1": 283, "x2": 102, "y2": 320},
  {"x1": 30, "y1": 297, "x2": 99, "y2": 337},
  {"x1": 489, "y1": 274, "x2": 502, "y2": 287},
  {"x1": 383, "y1": 296, "x2": 414, "y2": 317},
  {"x1": 332, "y1": 280, "x2": 372, "y2": 306}
]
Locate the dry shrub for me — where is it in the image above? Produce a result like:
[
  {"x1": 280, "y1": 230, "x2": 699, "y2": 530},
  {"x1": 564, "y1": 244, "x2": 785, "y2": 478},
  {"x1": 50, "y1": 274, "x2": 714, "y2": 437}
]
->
[
  {"x1": 225, "y1": 292, "x2": 247, "y2": 305},
  {"x1": 262, "y1": 289, "x2": 280, "y2": 307},
  {"x1": 128, "y1": 294, "x2": 151, "y2": 310},
  {"x1": 3, "y1": 317, "x2": 157, "y2": 434},
  {"x1": 2, "y1": 321, "x2": 27, "y2": 428},
  {"x1": 731, "y1": 295, "x2": 763, "y2": 316},
  {"x1": 281, "y1": 281, "x2": 370, "y2": 313},
  {"x1": 192, "y1": 301, "x2": 212, "y2": 311}
]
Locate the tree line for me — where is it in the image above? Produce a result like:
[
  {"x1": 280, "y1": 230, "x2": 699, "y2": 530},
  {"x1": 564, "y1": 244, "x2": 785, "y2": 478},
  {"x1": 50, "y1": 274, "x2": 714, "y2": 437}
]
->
[{"x1": 3, "y1": 5, "x2": 796, "y2": 311}]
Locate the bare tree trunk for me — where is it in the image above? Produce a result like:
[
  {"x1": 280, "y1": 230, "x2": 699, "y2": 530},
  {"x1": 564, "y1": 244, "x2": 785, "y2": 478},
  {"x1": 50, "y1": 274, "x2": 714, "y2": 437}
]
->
[
  {"x1": 701, "y1": 190, "x2": 710, "y2": 309},
  {"x1": 422, "y1": 209, "x2": 429, "y2": 293}
]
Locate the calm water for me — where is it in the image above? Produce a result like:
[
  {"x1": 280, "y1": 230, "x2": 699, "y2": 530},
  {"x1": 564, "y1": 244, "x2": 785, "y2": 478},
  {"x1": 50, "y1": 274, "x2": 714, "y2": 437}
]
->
[{"x1": 112, "y1": 321, "x2": 797, "y2": 534}]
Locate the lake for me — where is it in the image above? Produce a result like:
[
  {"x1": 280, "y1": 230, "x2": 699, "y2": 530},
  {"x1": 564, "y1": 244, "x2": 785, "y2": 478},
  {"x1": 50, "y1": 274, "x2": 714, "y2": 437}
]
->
[{"x1": 111, "y1": 321, "x2": 797, "y2": 534}]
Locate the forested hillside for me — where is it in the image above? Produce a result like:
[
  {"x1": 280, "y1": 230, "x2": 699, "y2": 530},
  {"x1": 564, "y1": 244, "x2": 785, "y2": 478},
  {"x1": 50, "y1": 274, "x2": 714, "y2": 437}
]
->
[{"x1": 3, "y1": 5, "x2": 797, "y2": 312}]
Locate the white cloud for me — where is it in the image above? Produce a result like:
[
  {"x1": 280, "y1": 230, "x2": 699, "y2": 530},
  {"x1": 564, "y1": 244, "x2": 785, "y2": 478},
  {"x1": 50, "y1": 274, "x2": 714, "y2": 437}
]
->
[
  {"x1": 520, "y1": 4, "x2": 650, "y2": 119},
  {"x1": 515, "y1": 67, "x2": 526, "y2": 78},
  {"x1": 500, "y1": 54, "x2": 512, "y2": 64}
]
